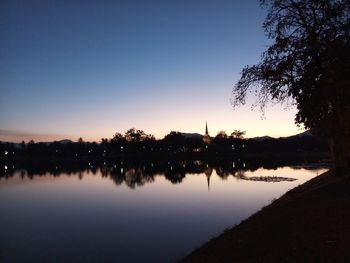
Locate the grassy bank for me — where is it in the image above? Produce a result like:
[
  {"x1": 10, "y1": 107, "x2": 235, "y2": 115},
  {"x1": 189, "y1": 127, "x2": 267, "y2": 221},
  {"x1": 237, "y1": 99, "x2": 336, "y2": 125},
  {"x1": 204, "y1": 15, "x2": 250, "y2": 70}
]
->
[{"x1": 180, "y1": 170, "x2": 350, "y2": 262}]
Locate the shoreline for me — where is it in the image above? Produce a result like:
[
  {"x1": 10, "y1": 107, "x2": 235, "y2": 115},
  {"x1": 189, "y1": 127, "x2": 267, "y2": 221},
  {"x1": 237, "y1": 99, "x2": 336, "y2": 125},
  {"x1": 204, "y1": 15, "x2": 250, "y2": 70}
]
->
[{"x1": 179, "y1": 170, "x2": 350, "y2": 262}]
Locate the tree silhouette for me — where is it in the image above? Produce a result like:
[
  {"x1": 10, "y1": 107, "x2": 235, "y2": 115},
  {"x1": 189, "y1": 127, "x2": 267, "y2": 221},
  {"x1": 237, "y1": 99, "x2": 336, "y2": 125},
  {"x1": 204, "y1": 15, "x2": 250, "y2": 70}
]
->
[
  {"x1": 163, "y1": 131, "x2": 185, "y2": 147},
  {"x1": 231, "y1": 130, "x2": 246, "y2": 139},
  {"x1": 215, "y1": 131, "x2": 228, "y2": 139},
  {"x1": 111, "y1": 132, "x2": 124, "y2": 143},
  {"x1": 232, "y1": 0, "x2": 350, "y2": 174},
  {"x1": 124, "y1": 128, "x2": 154, "y2": 142}
]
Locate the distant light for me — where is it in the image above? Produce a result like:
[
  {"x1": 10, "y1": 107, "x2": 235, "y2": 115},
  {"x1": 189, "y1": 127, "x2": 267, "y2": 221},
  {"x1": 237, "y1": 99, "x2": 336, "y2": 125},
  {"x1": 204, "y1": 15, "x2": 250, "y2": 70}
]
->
[
  {"x1": 103, "y1": 150, "x2": 106, "y2": 153},
  {"x1": 12, "y1": 152, "x2": 15, "y2": 155},
  {"x1": 231, "y1": 145, "x2": 234, "y2": 150},
  {"x1": 75, "y1": 154, "x2": 78, "y2": 157},
  {"x1": 151, "y1": 163, "x2": 153, "y2": 167},
  {"x1": 88, "y1": 162, "x2": 91, "y2": 166},
  {"x1": 242, "y1": 144, "x2": 245, "y2": 148},
  {"x1": 4, "y1": 151, "x2": 8, "y2": 155},
  {"x1": 243, "y1": 162, "x2": 246, "y2": 168},
  {"x1": 88, "y1": 150, "x2": 91, "y2": 153},
  {"x1": 232, "y1": 161, "x2": 235, "y2": 168},
  {"x1": 4, "y1": 165, "x2": 7, "y2": 170},
  {"x1": 55, "y1": 150, "x2": 58, "y2": 153},
  {"x1": 103, "y1": 162, "x2": 106, "y2": 165},
  {"x1": 121, "y1": 168, "x2": 123, "y2": 173}
]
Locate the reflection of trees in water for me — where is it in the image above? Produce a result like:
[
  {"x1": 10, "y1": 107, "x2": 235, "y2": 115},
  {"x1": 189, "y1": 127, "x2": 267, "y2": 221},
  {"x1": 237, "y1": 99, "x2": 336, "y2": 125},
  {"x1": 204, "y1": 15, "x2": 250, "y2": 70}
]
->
[
  {"x1": 231, "y1": 170, "x2": 246, "y2": 180},
  {"x1": 0, "y1": 158, "x2": 328, "y2": 189}
]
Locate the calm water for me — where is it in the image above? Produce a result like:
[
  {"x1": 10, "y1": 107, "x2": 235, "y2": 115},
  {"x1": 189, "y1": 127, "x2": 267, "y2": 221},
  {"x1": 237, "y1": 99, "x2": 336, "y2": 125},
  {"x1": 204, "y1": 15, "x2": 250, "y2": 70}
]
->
[{"x1": 0, "y1": 161, "x2": 327, "y2": 262}]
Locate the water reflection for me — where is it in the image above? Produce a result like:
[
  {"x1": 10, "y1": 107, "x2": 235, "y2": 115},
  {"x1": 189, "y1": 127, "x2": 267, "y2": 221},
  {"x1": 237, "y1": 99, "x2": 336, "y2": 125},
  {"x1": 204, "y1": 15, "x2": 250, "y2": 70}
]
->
[
  {"x1": 0, "y1": 158, "x2": 327, "y2": 190},
  {"x1": 0, "y1": 159, "x2": 328, "y2": 263}
]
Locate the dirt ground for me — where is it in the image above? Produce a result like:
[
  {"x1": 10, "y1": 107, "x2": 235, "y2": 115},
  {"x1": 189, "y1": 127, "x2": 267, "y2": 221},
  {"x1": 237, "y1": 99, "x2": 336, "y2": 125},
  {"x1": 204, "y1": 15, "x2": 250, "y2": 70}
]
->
[{"x1": 180, "y1": 171, "x2": 350, "y2": 263}]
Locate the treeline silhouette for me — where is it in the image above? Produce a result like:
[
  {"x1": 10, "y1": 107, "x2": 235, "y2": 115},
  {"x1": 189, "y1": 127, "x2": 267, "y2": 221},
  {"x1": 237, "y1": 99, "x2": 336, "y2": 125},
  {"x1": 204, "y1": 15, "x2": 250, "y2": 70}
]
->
[
  {"x1": 0, "y1": 158, "x2": 328, "y2": 189},
  {"x1": 0, "y1": 129, "x2": 328, "y2": 163}
]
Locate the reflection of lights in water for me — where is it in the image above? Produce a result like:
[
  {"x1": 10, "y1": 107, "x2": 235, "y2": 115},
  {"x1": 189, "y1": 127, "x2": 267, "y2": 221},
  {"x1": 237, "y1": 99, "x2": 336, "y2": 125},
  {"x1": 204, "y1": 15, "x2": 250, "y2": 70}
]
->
[
  {"x1": 121, "y1": 168, "x2": 123, "y2": 173},
  {"x1": 4, "y1": 151, "x2": 8, "y2": 155},
  {"x1": 170, "y1": 166, "x2": 173, "y2": 171},
  {"x1": 231, "y1": 145, "x2": 234, "y2": 150},
  {"x1": 4, "y1": 165, "x2": 8, "y2": 170},
  {"x1": 242, "y1": 144, "x2": 245, "y2": 148},
  {"x1": 56, "y1": 150, "x2": 58, "y2": 153},
  {"x1": 88, "y1": 162, "x2": 91, "y2": 166},
  {"x1": 104, "y1": 150, "x2": 106, "y2": 153},
  {"x1": 103, "y1": 162, "x2": 106, "y2": 165},
  {"x1": 243, "y1": 162, "x2": 246, "y2": 168},
  {"x1": 232, "y1": 161, "x2": 235, "y2": 168},
  {"x1": 151, "y1": 163, "x2": 153, "y2": 167},
  {"x1": 12, "y1": 165, "x2": 14, "y2": 169}
]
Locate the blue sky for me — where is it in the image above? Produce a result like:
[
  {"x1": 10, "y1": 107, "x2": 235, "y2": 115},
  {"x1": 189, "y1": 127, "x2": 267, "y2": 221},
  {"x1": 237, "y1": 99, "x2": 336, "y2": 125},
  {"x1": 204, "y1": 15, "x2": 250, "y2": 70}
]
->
[{"x1": 0, "y1": 0, "x2": 302, "y2": 142}]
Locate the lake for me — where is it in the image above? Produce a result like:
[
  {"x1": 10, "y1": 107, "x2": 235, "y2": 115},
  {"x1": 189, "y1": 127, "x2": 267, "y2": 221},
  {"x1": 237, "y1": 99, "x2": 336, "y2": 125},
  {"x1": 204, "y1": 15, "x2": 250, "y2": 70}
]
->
[{"x1": 0, "y1": 160, "x2": 327, "y2": 262}]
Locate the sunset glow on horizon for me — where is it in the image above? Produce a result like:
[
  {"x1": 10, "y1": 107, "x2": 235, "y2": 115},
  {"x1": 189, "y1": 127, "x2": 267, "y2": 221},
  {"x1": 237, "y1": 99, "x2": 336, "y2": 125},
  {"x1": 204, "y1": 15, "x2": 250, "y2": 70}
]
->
[{"x1": 0, "y1": 1, "x2": 303, "y2": 142}]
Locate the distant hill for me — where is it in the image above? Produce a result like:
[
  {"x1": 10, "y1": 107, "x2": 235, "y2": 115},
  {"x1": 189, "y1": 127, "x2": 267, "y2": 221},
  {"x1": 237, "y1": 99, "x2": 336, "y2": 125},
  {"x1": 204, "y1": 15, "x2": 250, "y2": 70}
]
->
[
  {"x1": 41, "y1": 139, "x2": 73, "y2": 145},
  {"x1": 251, "y1": 136, "x2": 274, "y2": 141},
  {"x1": 180, "y1": 133, "x2": 203, "y2": 139},
  {"x1": 56, "y1": 139, "x2": 73, "y2": 144},
  {"x1": 251, "y1": 130, "x2": 313, "y2": 141},
  {"x1": 292, "y1": 130, "x2": 312, "y2": 137}
]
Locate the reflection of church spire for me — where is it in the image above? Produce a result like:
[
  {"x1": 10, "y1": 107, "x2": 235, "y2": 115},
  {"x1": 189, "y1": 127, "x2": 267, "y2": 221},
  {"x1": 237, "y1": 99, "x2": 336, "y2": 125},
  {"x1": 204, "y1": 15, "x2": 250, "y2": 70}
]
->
[
  {"x1": 205, "y1": 121, "x2": 209, "y2": 135},
  {"x1": 204, "y1": 167, "x2": 213, "y2": 191},
  {"x1": 206, "y1": 174, "x2": 210, "y2": 191}
]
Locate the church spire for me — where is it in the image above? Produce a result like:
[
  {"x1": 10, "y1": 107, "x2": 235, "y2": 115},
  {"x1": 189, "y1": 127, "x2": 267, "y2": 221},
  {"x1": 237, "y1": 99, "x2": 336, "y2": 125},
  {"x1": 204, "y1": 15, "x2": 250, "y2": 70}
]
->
[{"x1": 203, "y1": 121, "x2": 211, "y2": 144}]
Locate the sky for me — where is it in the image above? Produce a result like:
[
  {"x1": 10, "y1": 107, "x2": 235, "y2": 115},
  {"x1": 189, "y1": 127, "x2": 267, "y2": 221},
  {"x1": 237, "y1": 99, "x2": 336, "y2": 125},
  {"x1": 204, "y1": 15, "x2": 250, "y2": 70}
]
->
[{"x1": 0, "y1": 0, "x2": 304, "y2": 142}]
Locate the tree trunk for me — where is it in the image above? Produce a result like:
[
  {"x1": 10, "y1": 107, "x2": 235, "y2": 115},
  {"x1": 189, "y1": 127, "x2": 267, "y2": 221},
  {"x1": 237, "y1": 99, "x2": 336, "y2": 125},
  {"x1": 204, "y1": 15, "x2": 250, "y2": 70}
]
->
[{"x1": 330, "y1": 135, "x2": 350, "y2": 176}]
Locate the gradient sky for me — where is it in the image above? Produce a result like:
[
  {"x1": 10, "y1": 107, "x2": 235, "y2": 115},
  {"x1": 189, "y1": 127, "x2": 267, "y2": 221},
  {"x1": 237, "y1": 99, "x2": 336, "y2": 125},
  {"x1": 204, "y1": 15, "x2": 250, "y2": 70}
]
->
[{"x1": 0, "y1": 0, "x2": 303, "y2": 142}]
